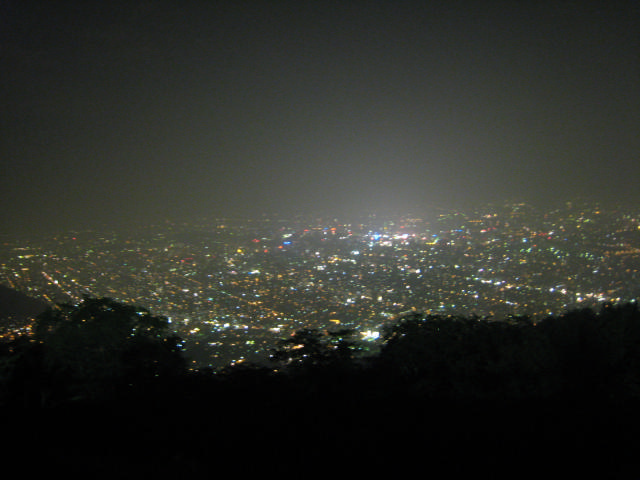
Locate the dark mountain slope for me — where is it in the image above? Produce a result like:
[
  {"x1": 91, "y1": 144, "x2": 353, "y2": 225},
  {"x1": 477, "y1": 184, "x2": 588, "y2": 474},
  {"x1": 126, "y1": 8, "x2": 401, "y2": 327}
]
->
[{"x1": 0, "y1": 284, "x2": 49, "y2": 326}]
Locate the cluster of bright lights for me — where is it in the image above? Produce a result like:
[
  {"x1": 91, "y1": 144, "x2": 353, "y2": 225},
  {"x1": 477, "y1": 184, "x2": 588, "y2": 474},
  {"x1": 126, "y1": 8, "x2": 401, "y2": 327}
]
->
[{"x1": 360, "y1": 330, "x2": 380, "y2": 341}]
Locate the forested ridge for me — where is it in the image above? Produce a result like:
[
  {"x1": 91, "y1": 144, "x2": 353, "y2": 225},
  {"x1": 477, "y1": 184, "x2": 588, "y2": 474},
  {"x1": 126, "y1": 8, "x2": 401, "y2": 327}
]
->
[{"x1": 2, "y1": 297, "x2": 640, "y2": 478}]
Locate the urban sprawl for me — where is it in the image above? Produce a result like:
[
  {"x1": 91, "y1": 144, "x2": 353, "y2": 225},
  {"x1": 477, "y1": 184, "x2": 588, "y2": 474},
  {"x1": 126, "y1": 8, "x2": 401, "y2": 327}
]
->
[{"x1": 2, "y1": 201, "x2": 639, "y2": 369}]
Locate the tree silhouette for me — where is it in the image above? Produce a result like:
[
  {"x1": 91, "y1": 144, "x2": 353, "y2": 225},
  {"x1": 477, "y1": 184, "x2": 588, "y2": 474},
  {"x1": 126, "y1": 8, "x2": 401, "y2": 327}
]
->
[
  {"x1": 377, "y1": 312, "x2": 558, "y2": 400},
  {"x1": 270, "y1": 327, "x2": 362, "y2": 371},
  {"x1": 29, "y1": 296, "x2": 185, "y2": 404},
  {"x1": 537, "y1": 301, "x2": 640, "y2": 399}
]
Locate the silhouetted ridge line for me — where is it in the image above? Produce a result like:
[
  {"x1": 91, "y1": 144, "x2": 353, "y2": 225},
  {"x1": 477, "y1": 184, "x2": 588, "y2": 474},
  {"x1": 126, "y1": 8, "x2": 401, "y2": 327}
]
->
[
  {"x1": 2, "y1": 297, "x2": 640, "y2": 477},
  {"x1": 0, "y1": 284, "x2": 49, "y2": 324}
]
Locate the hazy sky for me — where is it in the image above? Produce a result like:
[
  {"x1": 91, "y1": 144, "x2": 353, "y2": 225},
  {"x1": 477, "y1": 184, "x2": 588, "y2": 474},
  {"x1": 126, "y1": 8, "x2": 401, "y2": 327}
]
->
[{"x1": 1, "y1": 0, "x2": 638, "y2": 233}]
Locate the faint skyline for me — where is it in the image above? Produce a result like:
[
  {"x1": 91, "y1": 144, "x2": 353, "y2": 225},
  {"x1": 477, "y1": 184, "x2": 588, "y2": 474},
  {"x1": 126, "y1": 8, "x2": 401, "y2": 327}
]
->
[{"x1": 1, "y1": 0, "x2": 638, "y2": 234}]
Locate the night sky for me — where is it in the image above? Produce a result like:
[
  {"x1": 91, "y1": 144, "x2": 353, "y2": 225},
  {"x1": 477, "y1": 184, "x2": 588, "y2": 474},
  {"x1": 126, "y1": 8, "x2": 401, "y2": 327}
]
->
[{"x1": 1, "y1": 0, "x2": 638, "y2": 234}]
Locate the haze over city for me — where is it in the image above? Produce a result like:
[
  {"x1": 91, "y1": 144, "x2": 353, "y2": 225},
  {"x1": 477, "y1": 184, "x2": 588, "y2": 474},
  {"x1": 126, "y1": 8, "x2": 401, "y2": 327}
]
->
[
  {"x1": 3, "y1": 4, "x2": 640, "y2": 476},
  {"x1": 2, "y1": 0, "x2": 638, "y2": 235},
  {"x1": 1, "y1": 200, "x2": 638, "y2": 370}
]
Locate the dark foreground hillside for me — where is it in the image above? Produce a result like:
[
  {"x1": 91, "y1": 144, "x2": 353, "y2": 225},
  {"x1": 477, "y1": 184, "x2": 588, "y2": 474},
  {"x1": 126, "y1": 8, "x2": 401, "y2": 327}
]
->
[
  {"x1": 0, "y1": 284, "x2": 48, "y2": 325},
  {"x1": 4, "y1": 375, "x2": 640, "y2": 479},
  {"x1": 3, "y1": 299, "x2": 640, "y2": 478}
]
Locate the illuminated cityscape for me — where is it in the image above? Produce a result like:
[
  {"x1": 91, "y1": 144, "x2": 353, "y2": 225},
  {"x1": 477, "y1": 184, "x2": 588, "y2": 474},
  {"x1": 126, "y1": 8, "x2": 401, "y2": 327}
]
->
[
  {"x1": 1, "y1": 201, "x2": 639, "y2": 370},
  {"x1": 2, "y1": 2, "x2": 639, "y2": 475}
]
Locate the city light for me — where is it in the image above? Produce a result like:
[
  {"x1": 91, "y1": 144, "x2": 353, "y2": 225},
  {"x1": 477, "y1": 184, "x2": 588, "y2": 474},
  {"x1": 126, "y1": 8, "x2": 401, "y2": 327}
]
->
[{"x1": 1, "y1": 202, "x2": 639, "y2": 369}]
